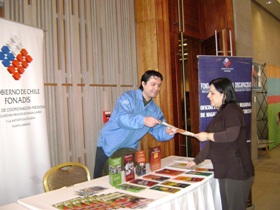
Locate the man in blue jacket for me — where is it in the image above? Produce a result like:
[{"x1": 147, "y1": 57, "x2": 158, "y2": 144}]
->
[{"x1": 94, "y1": 70, "x2": 176, "y2": 178}]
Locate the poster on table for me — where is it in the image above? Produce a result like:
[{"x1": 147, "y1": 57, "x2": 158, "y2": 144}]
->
[
  {"x1": 0, "y1": 18, "x2": 50, "y2": 205},
  {"x1": 198, "y1": 55, "x2": 252, "y2": 148}
]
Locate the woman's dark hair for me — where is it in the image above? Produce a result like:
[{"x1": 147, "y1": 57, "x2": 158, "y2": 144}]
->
[
  {"x1": 209, "y1": 77, "x2": 237, "y2": 108},
  {"x1": 139, "y1": 70, "x2": 163, "y2": 90}
]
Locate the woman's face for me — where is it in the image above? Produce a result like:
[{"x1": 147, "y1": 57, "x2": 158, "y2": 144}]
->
[{"x1": 207, "y1": 84, "x2": 224, "y2": 109}]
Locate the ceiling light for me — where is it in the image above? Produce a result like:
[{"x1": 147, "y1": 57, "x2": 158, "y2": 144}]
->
[{"x1": 266, "y1": 1, "x2": 273, "y2": 4}]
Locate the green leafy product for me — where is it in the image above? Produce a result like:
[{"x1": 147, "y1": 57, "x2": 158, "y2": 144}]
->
[{"x1": 109, "y1": 156, "x2": 122, "y2": 186}]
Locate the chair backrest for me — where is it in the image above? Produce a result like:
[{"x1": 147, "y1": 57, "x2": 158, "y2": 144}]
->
[
  {"x1": 102, "y1": 148, "x2": 138, "y2": 176},
  {"x1": 256, "y1": 134, "x2": 270, "y2": 145},
  {"x1": 43, "y1": 162, "x2": 91, "y2": 192}
]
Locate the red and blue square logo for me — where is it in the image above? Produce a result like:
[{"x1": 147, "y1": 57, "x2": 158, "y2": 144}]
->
[
  {"x1": 0, "y1": 36, "x2": 33, "y2": 80},
  {"x1": 223, "y1": 58, "x2": 231, "y2": 68}
]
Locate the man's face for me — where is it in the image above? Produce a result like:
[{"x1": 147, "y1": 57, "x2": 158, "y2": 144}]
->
[{"x1": 142, "y1": 76, "x2": 162, "y2": 101}]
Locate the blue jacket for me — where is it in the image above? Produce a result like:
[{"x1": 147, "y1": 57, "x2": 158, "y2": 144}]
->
[{"x1": 97, "y1": 89, "x2": 174, "y2": 157}]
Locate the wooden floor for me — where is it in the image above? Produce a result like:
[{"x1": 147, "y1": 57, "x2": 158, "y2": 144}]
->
[{"x1": 250, "y1": 144, "x2": 280, "y2": 210}]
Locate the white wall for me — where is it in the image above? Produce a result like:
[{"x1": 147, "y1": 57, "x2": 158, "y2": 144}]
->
[{"x1": 3, "y1": 0, "x2": 138, "y2": 177}]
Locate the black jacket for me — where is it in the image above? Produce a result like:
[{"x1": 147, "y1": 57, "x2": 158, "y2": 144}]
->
[{"x1": 194, "y1": 103, "x2": 254, "y2": 180}]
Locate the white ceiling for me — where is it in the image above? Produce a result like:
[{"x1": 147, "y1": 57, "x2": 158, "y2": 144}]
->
[{"x1": 254, "y1": 0, "x2": 280, "y2": 20}]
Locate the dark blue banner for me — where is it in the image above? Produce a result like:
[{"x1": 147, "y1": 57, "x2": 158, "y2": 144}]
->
[{"x1": 198, "y1": 56, "x2": 252, "y2": 148}]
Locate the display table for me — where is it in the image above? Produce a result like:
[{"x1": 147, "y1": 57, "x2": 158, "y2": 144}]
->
[
  {"x1": 0, "y1": 203, "x2": 28, "y2": 210},
  {"x1": 17, "y1": 156, "x2": 222, "y2": 210}
]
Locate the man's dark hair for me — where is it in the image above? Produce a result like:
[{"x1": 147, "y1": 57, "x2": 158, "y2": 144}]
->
[{"x1": 139, "y1": 70, "x2": 163, "y2": 90}]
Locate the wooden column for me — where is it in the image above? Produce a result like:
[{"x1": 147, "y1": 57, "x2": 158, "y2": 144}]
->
[
  {"x1": 0, "y1": 5, "x2": 3, "y2": 17},
  {"x1": 135, "y1": 0, "x2": 175, "y2": 159}
]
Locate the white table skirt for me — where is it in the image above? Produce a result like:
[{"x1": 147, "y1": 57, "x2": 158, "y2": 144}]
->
[
  {"x1": 0, "y1": 203, "x2": 28, "y2": 210},
  {"x1": 17, "y1": 156, "x2": 222, "y2": 210},
  {"x1": 143, "y1": 156, "x2": 222, "y2": 210},
  {"x1": 145, "y1": 176, "x2": 221, "y2": 210}
]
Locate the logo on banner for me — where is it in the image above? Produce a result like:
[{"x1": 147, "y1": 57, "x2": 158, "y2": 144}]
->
[
  {"x1": 223, "y1": 58, "x2": 231, "y2": 67},
  {"x1": 0, "y1": 36, "x2": 33, "y2": 80},
  {"x1": 221, "y1": 58, "x2": 234, "y2": 72}
]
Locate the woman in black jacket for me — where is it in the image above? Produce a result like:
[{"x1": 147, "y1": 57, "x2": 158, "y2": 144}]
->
[{"x1": 187, "y1": 77, "x2": 254, "y2": 210}]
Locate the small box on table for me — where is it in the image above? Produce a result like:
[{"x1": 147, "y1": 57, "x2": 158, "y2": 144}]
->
[
  {"x1": 149, "y1": 146, "x2": 161, "y2": 171},
  {"x1": 109, "y1": 156, "x2": 122, "y2": 186},
  {"x1": 124, "y1": 153, "x2": 135, "y2": 182},
  {"x1": 135, "y1": 150, "x2": 146, "y2": 176}
]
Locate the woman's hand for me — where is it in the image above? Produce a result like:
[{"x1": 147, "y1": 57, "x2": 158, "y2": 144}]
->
[
  {"x1": 186, "y1": 161, "x2": 196, "y2": 168},
  {"x1": 165, "y1": 126, "x2": 177, "y2": 135},
  {"x1": 193, "y1": 132, "x2": 213, "y2": 142}
]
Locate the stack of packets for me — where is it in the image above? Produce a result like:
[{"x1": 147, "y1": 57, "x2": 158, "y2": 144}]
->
[
  {"x1": 75, "y1": 186, "x2": 107, "y2": 197},
  {"x1": 53, "y1": 191, "x2": 153, "y2": 209}
]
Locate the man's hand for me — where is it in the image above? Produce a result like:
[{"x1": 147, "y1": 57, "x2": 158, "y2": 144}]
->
[{"x1": 144, "y1": 116, "x2": 160, "y2": 127}]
